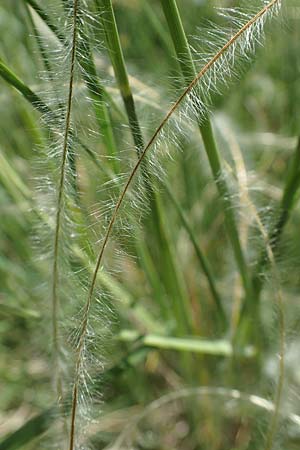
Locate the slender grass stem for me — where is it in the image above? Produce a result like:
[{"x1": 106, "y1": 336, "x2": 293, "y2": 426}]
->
[
  {"x1": 160, "y1": 0, "x2": 253, "y2": 308},
  {"x1": 24, "y1": 4, "x2": 53, "y2": 76},
  {"x1": 25, "y1": 5, "x2": 80, "y2": 201},
  {"x1": 232, "y1": 167, "x2": 287, "y2": 450},
  {"x1": 96, "y1": 0, "x2": 144, "y2": 156},
  {"x1": 0, "y1": 56, "x2": 99, "y2": 167},
  {"x1": 25, "y1": 0, "x2": 120, "y2": 164},
  {"x1": 164, "y1": 181, "x2": 227, "y2": 328},
  {"x1": 52, "y1": 0, "x2": 79, "y2": 397},
  {"x1": 238, "y1": 137, "x2": 300, "y2": 332},
  {"x1": 140, "y1": 0, "x2": 173, "y2": 55},
  {"x1": 25, "y1": 0, "x2": 65, "y2": 41},
  {"x1": 96, "y1": 0, "x2": 193, "y2": 334},
  {"x1": 221, "y1": 135, "x2": 288, "y2": 449},
  {"x1": 252, "y1": 137, "x2": 300, "y2": 297},
  {"x1": 263, "y1": 293, "x2": 285, "y2": 450}
]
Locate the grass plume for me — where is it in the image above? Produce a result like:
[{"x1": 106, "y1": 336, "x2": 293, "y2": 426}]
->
[{"x1": 51, "y1": 0, "x2": 79, "y2": 392}]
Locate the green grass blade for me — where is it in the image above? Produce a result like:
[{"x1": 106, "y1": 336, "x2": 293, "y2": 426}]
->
[
  {"x1": 25, "y1": 0, "x2": 120, "y2": 165},
  {"x1": 0, "y1": 56, "x2": 100, "y2": 167},
  {"x1": 151, "y1": 196, "x2": 194, "y2": 333},
  {"x1": 96, "y1": 0, "x2": 144, "y2": 155},
  {"x1": 140, "y1": 0, "x2": 173, "y2": 55},
  {"x1": 0, "y1": 149, "x2": 31, "y2": 203},
  {"x1": 252, "y1": 137, "x2": 300, "y2": 296},
  {"x1": 160, "y1": 0, "x2": 253, "y2": 304},
  {"x1": 24, "y1": 4, "x2": 54, "y2": 76},
  {"x1": 118, "y1": 329, "x2": 254, "y2": 358},
  {"x1": 0, "y1": 56, "x2": 50, "y2": 116},
  {"x1": 25, "y1": 0, "x2": 65, "y2": 40},
  {"x1": 164, "y1": 181, "x2": 227, "y2": 328},
  {"x1": 96, "y1": 0, "x2": 193, "y2": 334},
  {"x1": 135, "y1": 237, "x2": 170, "y2": 320},
  {"x1": 74, "y1": 13, "x2": 119, "y2": 167}
]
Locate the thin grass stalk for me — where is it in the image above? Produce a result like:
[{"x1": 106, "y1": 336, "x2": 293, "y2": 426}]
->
[
  {"x1": 164, "y1": 181, "x2": 227, "y2": 328},
  {"x1": 25, "y1": 5, "x2": 80, "y2": 202},
  {"x1": 218, "y1": 123, "x2": 251, "y2": 333},
  {"x1": 151, "y1": 199, "x2": 193, "y2": 334},
  {"x1": 28, "y1": 0, "x2": 124, "y2": 121},
  {"x1": 24, "y1": 4, "x2": 53, "y2": 76},
  {"x1": 96, "y1": 0, "x2": 193, "y2": 334},
  {"x1": 25, "y1": 0, "x2": 120, "y2": 164},
  {"x1": 0, "y1": 56, "x2": 100, "y2": 167},
  {"x1": 67, "y1": 4, "x2": 281, "y2": 447},
  {"x1": 221, "y1": 126, "x2": 287, "y2": 449},
  {"x1": 140, "y1": 0, "x2": 173, "y2": 56},
  {"x1": 96, "y1": 0, "x2": 144, "y2": 156},
  {"x1": 264, "y1": 299, "x2": 285, "y2": 450},
  {"x1": 236, "y1": 136, "x2": 300, "y2": 341},
  {"x1": 73, "y1": 14, "x2": 119, "y2": 168},
  {"x1": 235, "y1": 182, "x2": 286, "y2": 450},
  {"x1": 160, "y1": 0, "x2": 253, "y2": 305},
  {"x1": 25, "y1": 0, "x2": 65, "y2": 40},
  {"x1": 252, "y1": 137, "x2": 300, "y2": 297},
  {"x1": 52, "y1": 0, "x2": 79, "y2": 397},
  {"x1": 0, "y1": 56, "x2": 51, "y2": 116},
  {"x1": 135, "y1": 238, "x2": 170, "y2": 318}
]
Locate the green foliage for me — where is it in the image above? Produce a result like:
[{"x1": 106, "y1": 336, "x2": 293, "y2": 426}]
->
[{"x1": 1, "y1": 1, "x2": 300, "y2": 449}]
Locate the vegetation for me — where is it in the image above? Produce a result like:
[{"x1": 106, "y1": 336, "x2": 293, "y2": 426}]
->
[{"x1": 1, "y1": 0, "x2": 300, "y2": 449}]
